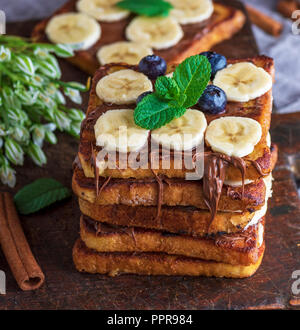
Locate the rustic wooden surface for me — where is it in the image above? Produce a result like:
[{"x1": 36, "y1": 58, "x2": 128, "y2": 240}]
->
[{"x1": 0, "y1": 1, "x2": 300, "y2": 310}]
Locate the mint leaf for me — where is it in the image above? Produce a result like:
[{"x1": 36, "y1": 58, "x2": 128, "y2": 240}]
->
[
  {"x1": 116, "y1": 0, "x2": 173, "y2": 17},
  {"x1": 155, "y1": 76, "x2": 180, "y2": 101},
  {"x1": 14, "y1": 178, "x2": 71, "y2": 214},
  {"x1": 134, "y1": 93, "x2": 186, "y2": 130},
  {"x1": 173, "y1": 55, "x2": 211, "y2": 108}
]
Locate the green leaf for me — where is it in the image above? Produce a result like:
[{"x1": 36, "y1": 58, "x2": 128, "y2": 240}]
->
[
  {"x1": 155, "y1": 76, "x2": 180, "y2": 101},
  {"x1": 134, "y1": 93, "x2": 186, "y2": 130},
  {"x1": 173, "y1": 55, "x2": 211, "y2": 108},
  {"x1": 116, "y1": 0, "x2": 173, "y2": 17},
  {"x1": 14, "y1": 178, "x2": 71, "y2": 214}
]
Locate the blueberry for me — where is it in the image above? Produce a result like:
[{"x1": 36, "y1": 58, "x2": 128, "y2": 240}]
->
[
  {"x1": 200, "y1": 51, "x2": 227, "y2": 79},
  {"x1": 138, "y1": 55, "x2": 167, "y2": 80},
  {"x1": 136, "y1": 91, "x2": 152, "y2": 104},
  {"x1": 198, "y1": 85, "x2": 227, "y2": 114}
]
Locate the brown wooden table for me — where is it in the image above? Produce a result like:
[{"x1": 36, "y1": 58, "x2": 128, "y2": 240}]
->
[{"x1": 0, "y1": 0, "x2": 300, "y2": 310}]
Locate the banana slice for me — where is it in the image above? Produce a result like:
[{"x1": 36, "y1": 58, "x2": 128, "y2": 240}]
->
[
  {"x1": 126, "y1": 16, "x2": 183, "y2": 50},
  {"x1": 169, "y1": 0, "x2": 214, "y2": 24},
  {"x1": 94, "y1": 109, "x2": 149, "y2": 153},
  {"x1": 96, "y1": 69, "x2": 153, "y2": 104},
  {"x1": 96, "y1": 69, "x2": 153, "y2": 105},
  {"x1": 224, "y1": 179, "x2": 254, "y2": 187},
  {"x1": 151, "y1": 109, "x2": 207, "y2": 151},
  {"x1": 205, "y1": 117, "x2": 262, "y2": 158},
  {"x1": 46, "y1": 13, "x2": 101, "y2": 50},
  {"x1": 45, "y1": 13, "x2": 101, "y2": 50},
  {"x1": 97, "y1": 41, "x2": 153, "y2": 65},
  {"x1": 213, "y1": 62, "x2": 272, "y2": 102},
  {"x1": 76, "y1": 0, "x2": 130, "y2": 22}
]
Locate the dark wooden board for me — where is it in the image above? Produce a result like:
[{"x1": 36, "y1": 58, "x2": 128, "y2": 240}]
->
[{"x1": 1, "y1": 1, "x2": 300, "y2": 310}]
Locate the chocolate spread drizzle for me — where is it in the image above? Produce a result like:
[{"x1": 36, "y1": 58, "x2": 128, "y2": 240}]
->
[
  {"x1": 90, "y1": 142, "x2": 264, "y2": 229},
  {"x1": 215, "y1": 231, "x2": 254, "y2": 248},
  {"x1": 248, "y1": 159, "x2": 266, "y2": 177},
  {"x1": 193, "y1": 152, "x2": 246, "y2": 230},
  {"x1": 91, "y1": 143, "x2": 112, "y2": 197}
]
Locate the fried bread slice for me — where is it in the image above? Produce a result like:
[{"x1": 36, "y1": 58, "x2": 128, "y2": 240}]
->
[
  {"x1": 79, "y1": 195, "x2": 268, "y2": 237},
  {"x1": 77, "y1": 172, "x2": 273, "y2": 237},
  {"x1": 32, "y1": 0, "x2": 245, "y2": 75},
  {"x1": 79, "y1": 56, "x2": 274, "y2": 181},
  {"x1": 80, "y1": 216, "x2": 265, "y2": 266},
  {"x1": 73, "y1": 239, "x2": 265, "y2": 278},
  {"x1": 73, "y1": 145, "x2": 277, "y2": 212},
  {"x1": 73, "y1": 165, "x2": 266, "y2": 211}
]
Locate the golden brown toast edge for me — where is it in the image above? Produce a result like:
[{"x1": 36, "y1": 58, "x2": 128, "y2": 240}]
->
[
  {"x1": 73, "y1": 238, "x2": 265, "y2": 278},
  {"x1": 73, "y1": 143, "x2": 278, "y2": 211},
  {"x1": 31, "y1": 0, "x2": 245, "y2": 75},
  {"x1": 79, "y1": 199, "x2": 264, "y2": 237},
  {"x1": 80, "y1": 216, "x2": 264, "y2": 266},
  {"x1": 73, "y1": 164, "x2": 267, "y2": 211}
]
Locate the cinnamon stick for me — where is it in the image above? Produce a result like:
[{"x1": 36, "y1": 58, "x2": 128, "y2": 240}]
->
[
  {"x1": 0, "y1": 192, "x2": 44, "y2": 291},
  {"x1": 246, "y1": 5, "x2": 283, "y2": 37},
  {"x1": 277, "y1": 0, "x2": 299, "y2": 19}
]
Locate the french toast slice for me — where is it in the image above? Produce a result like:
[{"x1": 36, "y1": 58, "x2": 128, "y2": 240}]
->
[
  {"x1": 79, "y1": 56, "x2": 274, "y2": 181},
  {"x1": 73, "y1": 239, "x2": 265, "y2": 278},
  {"x1": 79, "y1": 201, "x2": 266, "y2": 237},
  {"x1": 73, "y1": 165, "x2": 266, "y2": 212},
  {"x1": 73, "y1": 144, "x2": 277, "y2": 212},
  {"x1": 80, "y1": 216, "x2": 265, "y2": 266},
  {"x1": 31, "y1": 0, "x2": 245, "y2": 75}
]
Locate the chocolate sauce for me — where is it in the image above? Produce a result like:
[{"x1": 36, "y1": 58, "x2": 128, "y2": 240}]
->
[
  {"x1": 83, "y1": 216, "x2": 138, "y2": 244},
  {"x1": 201, "y1": 153, "x2": 246, "y2": 229},
  {"x1": 215, "y1": 231, "x2": 254, "y2": 248},
  {"x1": 91, "y1": 143, "x2": 112, "y2": 197},
  {"x1": 248, "y1": 159, "x2": 266, "y2": 177}
]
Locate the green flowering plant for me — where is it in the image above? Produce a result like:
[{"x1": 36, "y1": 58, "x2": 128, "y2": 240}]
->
[{"x1": 0, "y1": 36, "x2": 87, "y2": 187}]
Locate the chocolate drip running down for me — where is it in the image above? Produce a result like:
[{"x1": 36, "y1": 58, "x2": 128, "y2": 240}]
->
[
  {"x1": 90, "y1": 144, "x2": 264, "y2": 229},
  {"x1": 91, "y1": 144, "x2": 112, "y2": 197},
  {"x1": 199, "y1": 153, "x2": 246, "y2": 230}
]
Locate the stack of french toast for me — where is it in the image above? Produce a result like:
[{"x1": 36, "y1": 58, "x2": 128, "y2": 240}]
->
[
  {"x1": 32, "y1": 0, "x2": 277, "y2": 278},
  {"x1": 72, "y1": 53, "x2": 277, "y2": 278}
]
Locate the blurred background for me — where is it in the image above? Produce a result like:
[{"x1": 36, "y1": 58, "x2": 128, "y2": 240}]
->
[{"x1": 1, "y1": 0, "x2": 300, "y2": 113}]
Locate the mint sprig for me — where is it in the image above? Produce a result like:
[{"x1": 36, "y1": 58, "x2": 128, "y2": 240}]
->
[
  {"x1": 116, "y1": 0, "x2": 173, "y2": 17},
  {"x1": 173, "y1": 55, "x2": 211, "y2": 108},
  {"x1": 134, "y1": 55, "x2": 211, "y2": 130},
  {"x1": 14, "y1": 178, "x2": 71, "y2": 214}
]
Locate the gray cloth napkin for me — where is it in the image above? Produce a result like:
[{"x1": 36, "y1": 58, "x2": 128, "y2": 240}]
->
[
  {"x1": 1, "y1": 0, "x2": 300, "y2": 113},
  {"x1": 243, "y1": 0, "x2": 300, "y2": 113}
]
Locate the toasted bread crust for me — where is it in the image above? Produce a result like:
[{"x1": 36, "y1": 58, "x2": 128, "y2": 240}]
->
[
  {"x1": 73, "y1": 239, "x2": 265, "y2": 278},
  {"x1": 73, "y1": 165, "x2": 267, "y2": 211},
  {"x1": 31, "y1": 0, "x2": 245, "y2": 75},
  {"x1": 80, "y1": 216, "x2": 264, "y2": 266},
  {"x1": 79, "y1": 56, "x2": 274, "y2": 181},
  {"x1": 79, "y1": 197, "x2": 266, "y2": 236}
]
